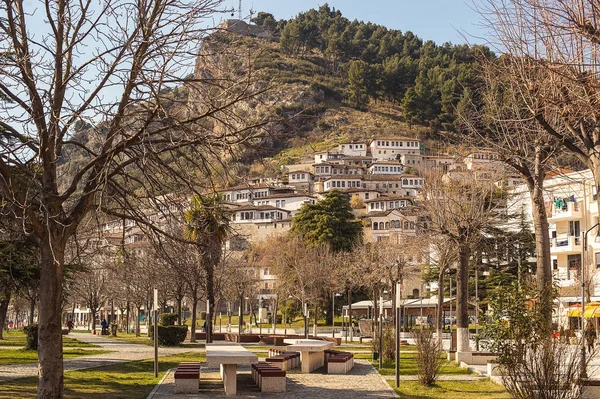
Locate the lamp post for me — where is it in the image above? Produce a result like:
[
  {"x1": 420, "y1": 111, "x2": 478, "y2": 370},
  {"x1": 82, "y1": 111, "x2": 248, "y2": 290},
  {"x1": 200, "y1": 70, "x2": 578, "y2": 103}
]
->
[
  {"x1": 379, "y1": 294, "x2": 383, "y2": 369},
  {"x1": 333, "y1": 292, "x2": 342, "y2": 335},
  {"x1": 580, "y1": 221, "x2": 600, "y2": 380},
  {"x1": 259, "y1": 297, "x2": 262, "y2": 336},
  {"x1": 395, "y1": 281, "x2": 401, "y2": 388}
]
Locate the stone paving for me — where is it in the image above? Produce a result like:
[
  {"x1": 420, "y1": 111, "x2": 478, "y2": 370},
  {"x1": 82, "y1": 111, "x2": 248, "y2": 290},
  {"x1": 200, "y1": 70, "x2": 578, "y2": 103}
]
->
[
  {"x1": 148, "y1": 360, "x2": 398, "y2": 399},
  {"x1": 0, "y1": 333, "x2": 195, "y2": 382}
]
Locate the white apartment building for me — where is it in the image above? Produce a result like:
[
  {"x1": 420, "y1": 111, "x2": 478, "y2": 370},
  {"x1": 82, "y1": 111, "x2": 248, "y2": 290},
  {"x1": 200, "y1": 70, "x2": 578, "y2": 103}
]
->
[
  {"x1": 369, "y1": 137, "x2": 421, "y2": 160},
  {"x1": 218, "y1": 183, "x2": 294, "y2": 203},
  {"x1": 338, "y1": 142, "x2": 368, "y2": 157},
  {"x1": 511, "y1": 169, "x2": 600, "y2": 326}
]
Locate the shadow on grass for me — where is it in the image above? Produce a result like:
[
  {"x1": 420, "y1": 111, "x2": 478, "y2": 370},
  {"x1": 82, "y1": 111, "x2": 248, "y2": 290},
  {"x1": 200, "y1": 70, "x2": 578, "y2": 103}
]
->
[{"x1": 0, "y1": 352, "x2": 205, "y2": 399}]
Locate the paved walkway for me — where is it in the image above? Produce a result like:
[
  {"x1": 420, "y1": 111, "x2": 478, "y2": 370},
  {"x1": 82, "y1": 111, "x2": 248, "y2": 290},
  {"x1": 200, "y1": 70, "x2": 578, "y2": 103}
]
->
[
  {"x1": 148, "y1": 360, "x2": 398, "y2": 399},
  {"x1": 0, "y1": 333, "x2": 194, "y2": 382}
]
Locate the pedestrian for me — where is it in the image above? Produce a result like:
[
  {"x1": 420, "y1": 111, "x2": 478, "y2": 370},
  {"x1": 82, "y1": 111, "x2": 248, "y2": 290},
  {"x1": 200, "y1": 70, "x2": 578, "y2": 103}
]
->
[
  {"x1": 66, "y1": 319, "x2": 73, "y2": 330},
  {"x1": 585, "y1": 324, "x2": 596, "y2": 352},
  {"x1": 101, "y1": 319, "x2": 108, "y2": 335}
]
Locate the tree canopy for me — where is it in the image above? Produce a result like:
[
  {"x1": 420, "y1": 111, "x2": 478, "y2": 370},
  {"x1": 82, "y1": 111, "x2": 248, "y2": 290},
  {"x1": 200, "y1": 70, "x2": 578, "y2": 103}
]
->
[{"x1": 291, "y1": 190, "x2": 362, "y2": 252}]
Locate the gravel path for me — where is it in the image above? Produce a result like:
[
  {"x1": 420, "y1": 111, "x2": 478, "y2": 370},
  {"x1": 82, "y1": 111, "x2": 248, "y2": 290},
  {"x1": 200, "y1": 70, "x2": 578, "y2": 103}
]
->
[
  {"x1": 148, "y1": 359, "x2": 398, "y2": 399},
  {"x1": 0, "y1": 333, "x2": 195, "y2": 382}
]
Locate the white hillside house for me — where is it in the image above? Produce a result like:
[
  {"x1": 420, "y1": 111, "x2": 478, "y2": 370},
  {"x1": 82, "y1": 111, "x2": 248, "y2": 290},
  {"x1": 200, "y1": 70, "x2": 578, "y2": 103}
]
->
[
  {"x1": 370, "y1": 137, "x2": 421, "y2": 160},
  {"x1": 338, "y1": 142, "x2": 367, "y2": 157}
]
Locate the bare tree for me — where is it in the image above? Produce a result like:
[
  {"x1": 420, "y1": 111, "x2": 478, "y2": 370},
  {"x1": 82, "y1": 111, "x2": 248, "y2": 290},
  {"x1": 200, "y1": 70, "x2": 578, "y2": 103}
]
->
[
  {"x1": 427, "y1": 237, "x2": 458, "y2": 342},
  {"x1": 476, "y1": 1, "x2": 600, "y2": 294},
  {"x1": 423, "y1": 171, "x2": 502, "y2": 352},
  {"x1": 0, "y1": 0, "x2": 270, "y2": 395},
  {"x1": 458, "y1": 52, "x2": 561, "y2": 332}
]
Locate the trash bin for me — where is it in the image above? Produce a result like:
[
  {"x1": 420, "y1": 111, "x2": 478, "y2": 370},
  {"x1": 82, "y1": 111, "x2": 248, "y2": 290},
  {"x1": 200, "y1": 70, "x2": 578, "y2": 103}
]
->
[
  {"x1": 451, "y1": 331, "x2": 457, "y2": 350},
  {"x1": 372, "y1": 351, "x2": 379, "y2": 361},
  {"x1": 110, "y1": 323, "x2": 117, "y2": 337}
]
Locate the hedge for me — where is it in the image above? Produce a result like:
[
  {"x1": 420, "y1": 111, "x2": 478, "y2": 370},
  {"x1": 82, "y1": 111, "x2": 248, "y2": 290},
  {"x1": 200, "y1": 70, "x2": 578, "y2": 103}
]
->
[
  {"x1": 160, "y1": 313, "x2": 178, "y2": 326},
  {"x1": 151, "y1": 325, "x2": 188, "y2": 346}
]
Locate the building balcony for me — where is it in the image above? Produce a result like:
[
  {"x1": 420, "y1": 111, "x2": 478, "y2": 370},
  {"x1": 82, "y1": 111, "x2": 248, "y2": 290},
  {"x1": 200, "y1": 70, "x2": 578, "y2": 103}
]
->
[
  {"x1": 550, "y1": 236, "x2": 582, "y2": 254},
  {"x1": 548, "y1": 201, "x2": 582, "y2": 222}
]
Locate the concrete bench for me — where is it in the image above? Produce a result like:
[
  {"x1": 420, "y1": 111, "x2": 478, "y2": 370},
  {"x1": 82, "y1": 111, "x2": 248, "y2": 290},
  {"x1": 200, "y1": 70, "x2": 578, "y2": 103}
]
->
[
  {"x1": 251, "y1": 363, "x2": 286, "y2": 392},
  {"x1": 268, "y1": 348, "x2": 300, "y2": 368},
  {"x1": 326, "y1": 352, "x2": 354, "y2": 374},
  {"x1": 174, "y1": 369, "x2": 199, "y2": 394},
  {"x1": 257, "y1": 368, "x2": 286, "y2": 392}
]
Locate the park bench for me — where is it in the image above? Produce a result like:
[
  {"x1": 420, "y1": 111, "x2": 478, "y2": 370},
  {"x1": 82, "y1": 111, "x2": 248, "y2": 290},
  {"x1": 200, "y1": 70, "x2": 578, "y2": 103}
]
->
[
  {"x1": 324, "y1": 349, "x2": 354, "y2": 374},
  {"x1": 267, "y1": 348, "x2": 300, "y2": 369},
  {"x1": 173, "y1": 362, "x2": 200, "y2": 394},
  {"x1": 251, "y1": 362, "x2": 286, "y2": 392}
]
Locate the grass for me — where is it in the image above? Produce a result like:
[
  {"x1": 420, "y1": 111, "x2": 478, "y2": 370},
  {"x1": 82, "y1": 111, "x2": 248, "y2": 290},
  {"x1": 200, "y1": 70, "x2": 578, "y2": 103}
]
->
[
  {"x1": 0, "y1": 351, "x2": 205, "y2": 399},
  {"x1": 0, "y1": 331, "x2": 99, "y2": 348},
  {"x1": 0, "y1": 349, "x2": 113, "y2": 365},
  {"x1": 391, "y1": 380, "x2": 510, "y2": 399}
]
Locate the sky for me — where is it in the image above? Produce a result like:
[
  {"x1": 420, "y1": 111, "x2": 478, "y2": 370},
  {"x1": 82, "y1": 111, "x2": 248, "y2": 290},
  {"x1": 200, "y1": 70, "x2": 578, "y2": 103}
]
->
[{"x1": 231, "y1": 0, "x2": 488, "y2": 45}]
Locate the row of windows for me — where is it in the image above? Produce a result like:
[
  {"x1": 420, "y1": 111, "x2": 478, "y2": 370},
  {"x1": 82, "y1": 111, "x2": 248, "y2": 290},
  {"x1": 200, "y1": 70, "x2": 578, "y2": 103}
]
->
[
  {"x1": 403, "y1": 178, "x2": 424, "y2": 186},
  {"x1": 372, "y1": 220, "x2": 415, "y2": 230},
  {"x1": 372, "y1": 166, "x2": 403, "y2": 173},
  {"x1": 369, "y1": 201, "x2": 406, "y2": 210},
  {"x1": 325, "y1": 180, "x2": 362, "y2": 189},
  {"x1": 237, "y1": 211, "x2": 283, "y2": 220},
  {"x1": 375, "y1": 140, "x2": 419, "y2": 147},
  {"x1": 340, "y1": 144, "x2": 364, "y2": 149},
  {"x1": 315, "y1": 166, "x2": 331, "y2": 174},
  {"x1": 291, "y1": 173, "x2": 308, "y2": 180}
]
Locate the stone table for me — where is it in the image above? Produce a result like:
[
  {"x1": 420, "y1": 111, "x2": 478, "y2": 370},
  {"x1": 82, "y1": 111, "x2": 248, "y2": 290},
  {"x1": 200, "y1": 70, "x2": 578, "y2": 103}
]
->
[
  {"x1": 206, "y1": 344, "x2": 258, "y2": 396},
  {"x1": 283, "y1": 339, "x2": 336, "y2": 373}
]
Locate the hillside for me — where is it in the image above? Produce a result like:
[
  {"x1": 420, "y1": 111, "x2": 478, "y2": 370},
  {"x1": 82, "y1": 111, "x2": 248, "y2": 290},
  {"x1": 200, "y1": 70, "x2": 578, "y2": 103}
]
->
[{"x1": 189, "y1": 5, "x2": 490, "y2": 181}]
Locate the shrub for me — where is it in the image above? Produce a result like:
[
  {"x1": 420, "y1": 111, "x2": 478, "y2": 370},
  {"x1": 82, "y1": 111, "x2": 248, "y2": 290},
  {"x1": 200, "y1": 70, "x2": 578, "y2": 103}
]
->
[
  {"x1": 23, "y1": 324, "x2": 38, "y2": 350},
  {"x1": 160, "y1": 313, "x2": 178, "y2": 326},
  {"x1": 156, "y1": 326, "x2": 188, "y2": 346},
  {"x1": 413, "y1": 328, "x2": 442, "y2": 386}
]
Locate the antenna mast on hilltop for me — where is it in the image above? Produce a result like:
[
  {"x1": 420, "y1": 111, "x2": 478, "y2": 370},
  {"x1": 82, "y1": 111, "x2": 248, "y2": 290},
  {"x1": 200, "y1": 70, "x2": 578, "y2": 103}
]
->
[{"x1": 238, "y1": 0, "x2": 242, "y2": 19}]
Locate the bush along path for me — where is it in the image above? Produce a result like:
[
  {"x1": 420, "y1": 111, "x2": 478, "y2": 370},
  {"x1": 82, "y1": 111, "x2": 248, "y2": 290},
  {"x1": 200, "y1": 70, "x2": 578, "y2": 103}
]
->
[{"x1": 0, "y1": 333, "x2": 195, "y2": 382}]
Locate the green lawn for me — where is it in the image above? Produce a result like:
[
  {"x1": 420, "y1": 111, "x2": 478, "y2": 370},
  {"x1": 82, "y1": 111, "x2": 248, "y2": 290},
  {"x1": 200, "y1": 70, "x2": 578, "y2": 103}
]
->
[
  {"x1": 0, "y1": 331, "x2": 99, "y2": 348},
  {"x1": 0, "y1": 352, "x2": 204, "y2": 399},
  {"x1": 0, "y1": 349, "x2": 113, "y2": 365},
  {"x1": 391, "y1": 380, "x2": 510, "y2": 399}
]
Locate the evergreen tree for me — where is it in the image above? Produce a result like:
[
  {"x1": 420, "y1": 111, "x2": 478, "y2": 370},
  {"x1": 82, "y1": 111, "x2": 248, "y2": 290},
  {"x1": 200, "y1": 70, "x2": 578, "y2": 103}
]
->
[
  {"x1": 291, "y1": 190, "x2": 362, "y2": 253},
  {"x1": 346, "y1": 60, "x2": 371, "y2": 110}
]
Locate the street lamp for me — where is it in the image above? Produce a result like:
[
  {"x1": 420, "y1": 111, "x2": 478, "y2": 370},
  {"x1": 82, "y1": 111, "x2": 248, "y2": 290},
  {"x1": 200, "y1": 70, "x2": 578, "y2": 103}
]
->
[
  {"x1": 333, "y1": 292, "x2": 342, "y2": 336},
  {"x1": 580, "y1": 222, "x2": 600, "y2": 380},
  {"x1": 395, "y1": 281, "x2": 401, "y2": 389}
]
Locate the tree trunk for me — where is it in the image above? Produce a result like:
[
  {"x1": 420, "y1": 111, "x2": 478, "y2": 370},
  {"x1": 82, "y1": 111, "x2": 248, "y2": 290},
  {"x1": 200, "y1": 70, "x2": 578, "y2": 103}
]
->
[
  {"x1": 135, "y1": 306, "x2": 141, "y2": 337},
  {"x1": 436, "y1": 269, "x2": 445, "y2": 343},
  {"x1": 190, "y1": 297, "x2": 198, "y2": 343},
  {"x1": 456, "y1": 238, "x2": 470, "y2": 352},
  {"x1": 531, "y1": 184, "x2": 553, "y2": 335},
  {"x1": 313, "y1": 303, "x2": 318, "y2": 337},
  {"x1": 29, "y1": 296, "x2": 36, "y2": 325},
  {"x1": 176, "y1": 296, "x2": 183, "y2": 326},
  {"x1": 37, "y1": 236, "x2": 66, "y2": 399},
  {"x1": 0, "y1": 288, "x2": 12, "y2": 340},
  {"x1": 206, "y1": 263, "x2": 214, "y2": 344}
]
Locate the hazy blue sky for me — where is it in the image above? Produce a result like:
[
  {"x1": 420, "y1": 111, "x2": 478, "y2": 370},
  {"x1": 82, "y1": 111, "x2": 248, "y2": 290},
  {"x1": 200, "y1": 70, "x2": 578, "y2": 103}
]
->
[{"x1": 231, "y1": 0, "x2": 487, "y2": 45}]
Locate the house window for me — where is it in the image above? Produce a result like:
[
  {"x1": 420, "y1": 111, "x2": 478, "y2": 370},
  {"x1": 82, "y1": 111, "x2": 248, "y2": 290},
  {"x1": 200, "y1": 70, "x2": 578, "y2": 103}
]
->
[
  {"x1": 596, "y1": 253, "x2": 600, "y2": 269},
  {"x1": 365, "y1": 193, "x2": 369, "y2": 200},
  {"x1": 264, "y1": 268, "x2": 270, "y2": 276}
]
